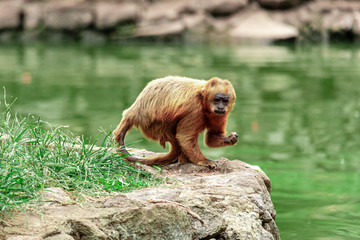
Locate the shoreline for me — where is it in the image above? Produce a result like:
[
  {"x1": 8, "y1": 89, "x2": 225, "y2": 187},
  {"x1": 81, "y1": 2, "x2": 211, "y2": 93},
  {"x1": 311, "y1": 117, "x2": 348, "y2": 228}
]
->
[{"x1": 0, "y1": 0, "x2": 360, "y2": 44}]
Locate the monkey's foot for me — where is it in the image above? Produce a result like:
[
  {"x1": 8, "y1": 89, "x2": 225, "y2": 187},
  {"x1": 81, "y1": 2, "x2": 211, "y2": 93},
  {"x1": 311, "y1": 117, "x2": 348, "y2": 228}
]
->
[{"x1": 197, "y1": 159, "x2": 216, "y2": 168}]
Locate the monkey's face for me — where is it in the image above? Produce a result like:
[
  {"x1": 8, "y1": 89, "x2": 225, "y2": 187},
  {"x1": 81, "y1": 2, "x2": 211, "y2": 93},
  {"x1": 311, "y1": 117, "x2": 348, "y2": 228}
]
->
[
  {"x1": 204, "y1": 78, "x2": 236, "y2": 116},
  {"x1": 211, "y1": 93, "x2": 230, "y2": 115}
]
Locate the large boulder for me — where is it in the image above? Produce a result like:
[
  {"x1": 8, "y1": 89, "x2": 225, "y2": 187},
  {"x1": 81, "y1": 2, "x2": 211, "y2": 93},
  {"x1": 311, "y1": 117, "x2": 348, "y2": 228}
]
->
[
  {"x1": 95, "y1": 2, "x2": 139, "y2": 30},
  {"x1": 0, "y1": 1, "x2": 21, "y2": 29},
  {"x1": 136, "y1": 1, "x2": 195, "y2": 38},
  {"x1": 1, "y1": 158, "x2": 280, "y2": 240},
  {"x1": 23, "y1": 3, "x2": 43, "y2": 30},
  {"x1": 354, "y1": 11, "x2": 360, "y2": 35},
  {"x1": 182, "y1": 13, "x2": 208, "y2": 30},
  {"x1": 136, "y1": 20, "x2": 185, "y2": 37},
  {"x1": 230, "y1": 10, "x2": 298, "y2": 41},
  {"x1": 322, "y1": 10, "x2": 354, "y2": 32},
  {"x1": 141, "y1": 1, "x2": 196, "y2": 22},
  {"x1": 43, "y1": 2, "x2": 93, "y2": 30}
]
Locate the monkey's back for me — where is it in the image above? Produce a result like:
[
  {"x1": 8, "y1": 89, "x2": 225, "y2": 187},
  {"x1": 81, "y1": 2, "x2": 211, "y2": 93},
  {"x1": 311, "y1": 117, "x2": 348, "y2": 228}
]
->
[{"x1": 124, "y1": 76, "x2": 206, "y2": 126}]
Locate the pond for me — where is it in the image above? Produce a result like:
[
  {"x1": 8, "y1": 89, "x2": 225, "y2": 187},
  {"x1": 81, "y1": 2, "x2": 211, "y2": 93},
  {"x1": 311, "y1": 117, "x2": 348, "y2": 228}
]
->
[{"x1": 1, "y1": 42, "x2": 360, "y2": 239}]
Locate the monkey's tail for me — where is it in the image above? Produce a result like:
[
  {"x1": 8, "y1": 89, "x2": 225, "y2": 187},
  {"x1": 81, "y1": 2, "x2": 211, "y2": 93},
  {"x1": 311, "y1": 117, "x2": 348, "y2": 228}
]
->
[{"x1": 113, "y1": 119, "x2": 143, "y2": 163}]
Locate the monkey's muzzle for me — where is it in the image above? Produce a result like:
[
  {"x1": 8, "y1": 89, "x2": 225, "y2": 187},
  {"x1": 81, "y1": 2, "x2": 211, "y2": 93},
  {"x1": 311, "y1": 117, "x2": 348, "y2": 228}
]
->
[{"x1": 214, "y1": 110, "x2": 226, "y2": 115}]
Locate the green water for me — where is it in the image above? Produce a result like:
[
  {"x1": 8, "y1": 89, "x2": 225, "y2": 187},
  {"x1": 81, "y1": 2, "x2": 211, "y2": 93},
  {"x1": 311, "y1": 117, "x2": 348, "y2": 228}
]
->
[{"x1": 1, "y1": 42, "x2": 360, "y2": 239}]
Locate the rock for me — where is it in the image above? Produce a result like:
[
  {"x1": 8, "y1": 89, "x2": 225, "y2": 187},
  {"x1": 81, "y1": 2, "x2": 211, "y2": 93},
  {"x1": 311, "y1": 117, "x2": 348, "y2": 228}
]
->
[
  {"x1": 0, "y1": 1, "x2": 21, "y2": 29},
  {"x1": 42, "y1": 187, "x2": 71, "y2": 204},
  {"x1": 7, "y1": 237, "x2": 42, "y2": 240},
  {"x1": 182, "y1": 13, "x2": 209, "y2": 43},
  {"x1": 270, "y1": 5, "x2": 313, "y2": 28},
  {"x1": 230, "y1": 10, "x2": 298, "y2": 41},
  {"x1": 322, "y1": 10, "x2": 354, "y2": 32},
  {"x1": 182, "y1": 13, "x2": 207, "y2": 30},
  {"x1": 309, "y1": 0, "x2": 360, "y2": 13},
  {"x1": 353, "y1": 11, "x2": 360, "y2": 35},
  {"x1": 141, "y1": 1, "x2": 196, "y2": 22},
  {"x1": 95, "y1": 2, "x2": 139, "y2": 30},
  {"x1": 136, "y1": 1, "x2": 196, "y2": 38},
  {"x1": 23, "y1": 3, "x2": 43, "y2": 30},
  {"x1": 257, "y1": 0, "x2": 306, "y2": 9},
  {"x1": 43, "y1": 2, "x2": 93, "y2": 30},
  {"x1": 2, "y1": 158, "x2": 280, "y2": 240},
  {"x1": 182, "y1": 13, "x2": 208, "y2": 42},
  {"x1": 67, "y1": 219, "x2": 108, "y2": 239},
  {"x1": 136, "y1": 20, "x2": 185, "y2": 37},
  {"x1": 111, "y1": 202, "x2": 196, "y2": 239},
  {"x1": 44, "y1": 233, "x2": 74, "y2": 240}
]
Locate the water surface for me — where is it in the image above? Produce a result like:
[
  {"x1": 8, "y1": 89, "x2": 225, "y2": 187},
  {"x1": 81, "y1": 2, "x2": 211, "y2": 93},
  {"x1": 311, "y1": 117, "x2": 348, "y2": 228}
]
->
[{"x1": 1, "y1": 42, "x2": 360, "y2": 239}]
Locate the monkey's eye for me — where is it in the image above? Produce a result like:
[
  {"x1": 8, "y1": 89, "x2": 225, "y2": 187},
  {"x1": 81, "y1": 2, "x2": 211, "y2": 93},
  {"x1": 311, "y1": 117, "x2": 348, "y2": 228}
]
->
[
  {"x1": 223, "y1": 99, "x2": 229, "y2": 104},
  {"x1": 213, "y1": 98, "x2": 220, "y2": 103}
]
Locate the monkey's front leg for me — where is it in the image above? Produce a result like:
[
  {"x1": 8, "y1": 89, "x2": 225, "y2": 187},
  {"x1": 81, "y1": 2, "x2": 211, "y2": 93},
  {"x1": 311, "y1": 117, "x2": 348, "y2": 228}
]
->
[
  {"x1": 176, "y1": 117, "x2": 215, "y2": 167},
  {"x1": 205, "y1": 130, "x2": 238, "y2": 148},
  {"x1": 179, "y1": 137, "x2": 215, "y2": 167}
]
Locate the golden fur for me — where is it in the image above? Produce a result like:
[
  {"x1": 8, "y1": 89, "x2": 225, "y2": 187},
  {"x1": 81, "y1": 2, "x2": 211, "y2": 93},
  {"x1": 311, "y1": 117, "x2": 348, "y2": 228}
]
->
[{"x1": 113, "y1": 76, "x2": 237, "y2": 167}]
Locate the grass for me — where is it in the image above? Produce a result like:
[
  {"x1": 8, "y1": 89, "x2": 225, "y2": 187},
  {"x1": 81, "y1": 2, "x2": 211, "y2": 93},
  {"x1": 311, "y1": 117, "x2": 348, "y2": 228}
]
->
[{"x1": 0, "y1": 96, "x2": 160, "y2": 220}]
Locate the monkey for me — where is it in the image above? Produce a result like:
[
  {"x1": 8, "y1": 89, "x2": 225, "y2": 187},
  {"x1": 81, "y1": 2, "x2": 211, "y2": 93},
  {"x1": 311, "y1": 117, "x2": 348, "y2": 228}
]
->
[{"x1": 113, "y1": 76, "x2": 238, "y2": 167}]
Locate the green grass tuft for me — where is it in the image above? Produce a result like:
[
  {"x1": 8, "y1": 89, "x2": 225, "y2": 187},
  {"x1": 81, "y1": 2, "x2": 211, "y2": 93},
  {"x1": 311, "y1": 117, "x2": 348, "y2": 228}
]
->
[{"x1": 0, "y1": 95, "x2": 159, "y2": 219}]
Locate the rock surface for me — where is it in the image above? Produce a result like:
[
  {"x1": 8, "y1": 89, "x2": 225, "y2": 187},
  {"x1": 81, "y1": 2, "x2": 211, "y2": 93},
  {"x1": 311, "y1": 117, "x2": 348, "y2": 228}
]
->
[
  {"x1": 0, "y1": 158, "x2": 280, "y2": 240},
  {"x1": 43, "y1": 2, "x2": 93, "y2": 30},
  {"x1": 95, "y1": 2, "x2": 139, "y2": 29},
  {"x1": 230, "y1": 10, "x2": 298, "y2": 40},
  {"x1": 0, "y1": 1, "x2": 21, "y2": 29}
]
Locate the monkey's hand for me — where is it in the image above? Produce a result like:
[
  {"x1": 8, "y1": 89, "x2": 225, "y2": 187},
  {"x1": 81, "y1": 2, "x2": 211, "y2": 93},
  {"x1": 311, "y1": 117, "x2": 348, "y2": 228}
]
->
[{"x1": 224, "y1": 132, "x2": 238, "y2": 145}]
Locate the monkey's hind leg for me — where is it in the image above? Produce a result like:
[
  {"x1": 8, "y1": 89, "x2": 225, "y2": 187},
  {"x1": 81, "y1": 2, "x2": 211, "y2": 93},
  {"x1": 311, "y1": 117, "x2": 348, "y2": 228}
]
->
[{"x1": 178, "y1": 152, "x2": 191, "y2": 164}]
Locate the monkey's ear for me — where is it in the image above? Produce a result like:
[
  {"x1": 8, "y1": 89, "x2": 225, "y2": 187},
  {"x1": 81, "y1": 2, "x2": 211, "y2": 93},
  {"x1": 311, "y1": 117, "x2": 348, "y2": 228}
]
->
[{"x1": 208, "y1": 77, "x2": 220, "y2": 87}]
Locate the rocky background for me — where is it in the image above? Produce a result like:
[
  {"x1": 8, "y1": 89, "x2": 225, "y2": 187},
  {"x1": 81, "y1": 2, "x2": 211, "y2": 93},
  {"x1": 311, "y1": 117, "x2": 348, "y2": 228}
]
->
[{"x1": 0, "y1": 0, "x2": 360, "y2": 43}]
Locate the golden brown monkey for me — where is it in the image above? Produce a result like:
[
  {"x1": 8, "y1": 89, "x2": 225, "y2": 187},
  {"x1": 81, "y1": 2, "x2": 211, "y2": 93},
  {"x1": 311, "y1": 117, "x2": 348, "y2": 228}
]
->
[{"x1": 113, "y1": 76, "x2": 238, "y2": 167}]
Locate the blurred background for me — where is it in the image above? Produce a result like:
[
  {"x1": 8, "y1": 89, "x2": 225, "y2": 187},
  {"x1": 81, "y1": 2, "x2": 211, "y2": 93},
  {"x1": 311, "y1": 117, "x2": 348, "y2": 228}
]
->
[{"x1": 1, "y1": 0, "x2": 360, "y2": 239}]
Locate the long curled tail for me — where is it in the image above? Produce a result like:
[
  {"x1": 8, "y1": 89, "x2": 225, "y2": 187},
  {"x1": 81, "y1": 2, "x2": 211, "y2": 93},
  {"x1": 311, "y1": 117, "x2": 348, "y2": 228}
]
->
[
  {"x1": 113, "y1": 119, "x2": 143, "y2": 163},
  {"x1": 114, "y1": 118, "x2": 179, "y2": 166}
]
